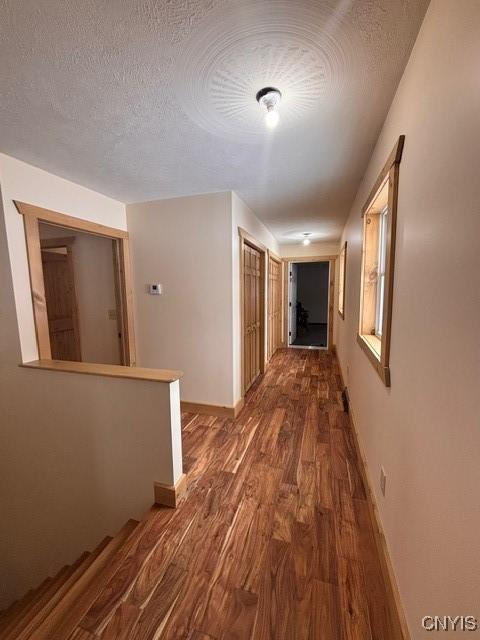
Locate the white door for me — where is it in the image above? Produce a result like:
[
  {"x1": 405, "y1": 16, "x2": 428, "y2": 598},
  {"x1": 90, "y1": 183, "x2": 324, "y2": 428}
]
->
[{"x1": 289, "y1": 263, "x2": 298, "y2": 344}]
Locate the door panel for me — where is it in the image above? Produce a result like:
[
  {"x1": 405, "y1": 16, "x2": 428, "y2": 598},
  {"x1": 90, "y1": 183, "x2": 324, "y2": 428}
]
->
[
  {"x1": 41, "y1": 248, "x2": 81, "y2": 361},
  {"x1": 268, "y1": 257, "x2": 281, "y2": 359},
  {"x1": 243, "y1": 243, "x2": 262, "y2": 392}
]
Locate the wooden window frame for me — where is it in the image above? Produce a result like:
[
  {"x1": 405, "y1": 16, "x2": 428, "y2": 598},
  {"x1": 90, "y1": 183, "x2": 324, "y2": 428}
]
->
[
  {"x1": 357, "y1": 135, "x2": 404, "y2": 387},
  {"x1": 282, "y1": 255, "x2": 337, "y2": 351},
  {"x1": 239, "y1": 227, "x2": 266, "y2": 398},
  {"x1": 338, "y1": 241, "x2": 347, "y2": 319},
  {"x1": 15, "y1": 201, "x2": 136, "y2": 366}
]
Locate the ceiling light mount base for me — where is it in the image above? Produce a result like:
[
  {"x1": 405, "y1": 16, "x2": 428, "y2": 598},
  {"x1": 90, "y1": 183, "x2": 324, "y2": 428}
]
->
[{"x1": 256, "y1": 87, "x2": 282, "y2": 108}]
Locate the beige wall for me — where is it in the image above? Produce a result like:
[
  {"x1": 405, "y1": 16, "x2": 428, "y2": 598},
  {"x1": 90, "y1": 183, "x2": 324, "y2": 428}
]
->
[
  {"x1": 335, "y1": 1, "x2": 480, "y2": 636},
  {"x1": 0, "y1": 156, "x2": 182, "y2": 608},
  {"x1": 127, "y1": 192, "x2": 234, "y2": 406},
  {"x1": 39, "y1": 224, "x2": 120, "y2": 365}
]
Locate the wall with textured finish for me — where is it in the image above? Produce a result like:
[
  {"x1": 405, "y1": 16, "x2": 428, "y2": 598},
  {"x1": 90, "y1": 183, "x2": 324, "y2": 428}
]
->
[{"x1": 335, "y1": 2, "x2": 480, "y2": 636}]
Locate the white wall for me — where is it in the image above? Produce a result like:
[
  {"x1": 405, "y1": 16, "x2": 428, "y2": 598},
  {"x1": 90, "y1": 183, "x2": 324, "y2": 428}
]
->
[
  {"x1": 231, "y1": 191, "x2": 279, "y2": 403},
  {"x1": 0, "y1": 155, "x2": 181, "y2": 608},
  {"x1": 127, "y1": 192, "x2": 234, "y2": 407},
  {"x1": 279, "y1": 240, "x2": 339, "y2": 259},
  {"x1": 39, "y1": 224, "x2": 120, "y2": 365},
  {"x1": 335, "y1": 2, "x2": 480, "y2": 636}
]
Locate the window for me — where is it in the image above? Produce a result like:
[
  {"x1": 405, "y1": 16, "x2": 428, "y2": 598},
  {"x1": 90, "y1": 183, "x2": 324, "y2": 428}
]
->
[
  {"x1": 338, "y1": 241, "x2": 347, "y2": 318},
  {"x1": 358, "y1": 136, "x2": 404, "y2": 386},
  {"x1": 375, "y1": 207, "x2": 387, "y2": 337}
]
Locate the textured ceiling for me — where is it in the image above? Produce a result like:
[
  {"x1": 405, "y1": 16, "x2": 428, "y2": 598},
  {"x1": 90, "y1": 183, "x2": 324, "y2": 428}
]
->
[{"x1": 0, "y1": 0, "x2": 429, "y2": 243}]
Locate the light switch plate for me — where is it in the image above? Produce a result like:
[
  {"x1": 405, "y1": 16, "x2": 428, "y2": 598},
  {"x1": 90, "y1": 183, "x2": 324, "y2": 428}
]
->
[{"x1": 148, "y1": 284, "x2": 162, "y2": 295}]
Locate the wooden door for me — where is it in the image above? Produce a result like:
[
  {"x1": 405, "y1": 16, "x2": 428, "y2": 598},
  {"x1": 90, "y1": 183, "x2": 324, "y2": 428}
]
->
[
  {"x1": 243, "y1": 243, "x2": 262, "y2": 392},
  {"x1": 41, "y1": 247, "x2": 81, "y2": 361},
  {"x1": 268, "y1": 256, "x2": 281, "y2": 359}
]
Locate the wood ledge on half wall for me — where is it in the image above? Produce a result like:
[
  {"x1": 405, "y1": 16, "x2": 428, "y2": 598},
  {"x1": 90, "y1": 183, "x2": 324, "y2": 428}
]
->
[{"x1": 20, "y1": 359, "x2": 183, "y2": 383}]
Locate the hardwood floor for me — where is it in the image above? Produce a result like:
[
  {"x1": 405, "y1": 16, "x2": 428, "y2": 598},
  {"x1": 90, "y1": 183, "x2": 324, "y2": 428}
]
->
[{"x1": 74, "y1": 348, "x2": 402, "y2": 639}]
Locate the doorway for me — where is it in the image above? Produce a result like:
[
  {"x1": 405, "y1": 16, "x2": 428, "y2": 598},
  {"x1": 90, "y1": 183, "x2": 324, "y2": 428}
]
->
[
  {"x1": 40, "y1": 237, "x2": 82, "y2": 361},
  {"x1": 39, "y1": 222, "x2": 123, "y2": 364},
  {"x1": 287, "y1": 259, "x2": 333, "y2": 349}
]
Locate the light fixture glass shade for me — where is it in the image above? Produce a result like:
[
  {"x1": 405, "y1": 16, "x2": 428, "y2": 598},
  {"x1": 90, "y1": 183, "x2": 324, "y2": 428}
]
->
[
  {"x1": 303, "y1": 237, "x2": 311, "y2": 246},
  {"x1": 265, "y1": 109, "x2": 279, "y2": 129}
]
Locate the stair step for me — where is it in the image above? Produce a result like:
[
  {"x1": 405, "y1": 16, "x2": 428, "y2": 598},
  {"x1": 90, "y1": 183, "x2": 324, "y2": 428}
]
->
[
  {"x1": 26, "y1": 519, "x2": 139, "y2": 640},
  {"x1": 12, "y1": 541, "x2": 109, "y2": 640},
  {"x1": 78, "y1": 513, "x2": 169, "y2": 635},
  {"x1": 0, "y1": 583, "x2": 47, "y2": 637},
  {"x1": 0, "y1": 577, "x2": 58, "y2": 639}
]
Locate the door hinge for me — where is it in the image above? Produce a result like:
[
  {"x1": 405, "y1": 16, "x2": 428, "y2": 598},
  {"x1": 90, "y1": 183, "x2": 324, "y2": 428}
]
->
[
  {"x1": 289, "y1": 331, "x2": 291, "y2": 336},
  {"x1": 289, "y1": 302, "x2": 292, "y2": 307}
]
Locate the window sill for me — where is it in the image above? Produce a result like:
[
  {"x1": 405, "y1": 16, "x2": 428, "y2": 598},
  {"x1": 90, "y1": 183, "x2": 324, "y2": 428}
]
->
[
  {"x1": 356, "y1": 334, "x2": 391, "y2": 387},
  {"x1": 361, "y1": 334, "x2": 381, "y2": 359}
]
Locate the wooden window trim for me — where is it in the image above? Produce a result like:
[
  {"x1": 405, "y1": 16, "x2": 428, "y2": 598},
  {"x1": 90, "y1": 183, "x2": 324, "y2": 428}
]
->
[
  {"x1": 239, "y1": 227, "x2": 267, "y2": 398},
  {"x1": 282, "y1": 255, "x2": 337, "y2": 352},
  {"x1": 357, "y1": 135, "x2": 404, "y2": 387},
  {"x1": 338, "y1": 241, "x2": 347, "y2": 319},
  {"x1": 15, "y1": 201, "x2": 136, "y2": 366}
]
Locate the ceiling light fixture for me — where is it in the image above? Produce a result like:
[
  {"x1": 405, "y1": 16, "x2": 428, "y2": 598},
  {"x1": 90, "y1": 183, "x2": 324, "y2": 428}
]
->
[
  {"x1": 256, "y1": 87, "x2": 282, "y2": 129},
  {"x1": 302, "y1": 232, "x2": 312, "y2": 246}
]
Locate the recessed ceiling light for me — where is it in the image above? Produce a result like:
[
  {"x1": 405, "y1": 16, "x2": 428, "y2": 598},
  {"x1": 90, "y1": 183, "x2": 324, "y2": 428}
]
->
[
  {"x1": 256, "y1": 87, "x2": 282, "y2": 129},
  {"x1": 302, "y1": 232, "x2": 312, "y2": 246}
]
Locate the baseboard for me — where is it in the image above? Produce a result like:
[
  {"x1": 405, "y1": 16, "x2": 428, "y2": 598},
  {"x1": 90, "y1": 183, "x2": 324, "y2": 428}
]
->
[
  {"x1": 154, "y1": 473, "x2": 187, "y2": 508},
  {"x1": 181, "y1": 398, "x2": 244, "y2": 419},
  {"x1": 334, "y1": 352, "x2": 411, "y2": 640}
]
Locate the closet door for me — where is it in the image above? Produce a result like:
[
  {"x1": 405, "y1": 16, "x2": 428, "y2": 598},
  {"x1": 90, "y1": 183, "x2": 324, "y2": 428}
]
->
[
  {"x1": 268, "y1": 256, "x2": 281, "y2": 359},
  {"x1": 243, "y1": 243, "x2": 261, "y2": 392}
]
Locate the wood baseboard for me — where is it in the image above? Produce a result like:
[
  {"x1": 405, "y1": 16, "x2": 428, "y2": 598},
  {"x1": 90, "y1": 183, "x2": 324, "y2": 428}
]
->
[
  {"x1": 181, "y1": 398, "x2": 245, "y2": 419},
  {"x1": 154, "y1": 473, "x2": 187, "y2": 508},
  {"x1": 335, "y1": 354, "x2": 411, "y2": 640}
]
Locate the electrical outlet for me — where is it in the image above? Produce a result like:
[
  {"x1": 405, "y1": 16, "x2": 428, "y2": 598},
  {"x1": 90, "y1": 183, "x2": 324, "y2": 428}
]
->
[{"x1": 380, "y1": 467, "x2": 387, "y2": 497}]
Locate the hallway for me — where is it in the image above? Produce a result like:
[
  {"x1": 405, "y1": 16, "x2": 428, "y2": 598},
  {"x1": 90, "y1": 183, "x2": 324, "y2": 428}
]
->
[{"x1": 78, "y1": 349, "x2": 402, "y2": 639}]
